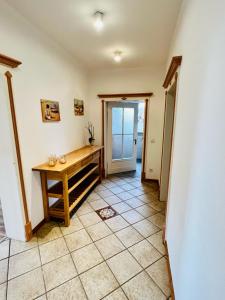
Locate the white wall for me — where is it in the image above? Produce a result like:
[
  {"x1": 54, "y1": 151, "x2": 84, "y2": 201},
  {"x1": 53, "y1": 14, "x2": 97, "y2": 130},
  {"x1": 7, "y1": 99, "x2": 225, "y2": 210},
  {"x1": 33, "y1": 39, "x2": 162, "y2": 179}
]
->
[
  {"x1": 87, "y1": 66, "x2": 165, "y2": 179},
  {"x1": 0, "y1": 1, "x2": 88, "y2": 236},
  {"x1": 165, "y1": 0, "x2": 225, "y2": 299}
]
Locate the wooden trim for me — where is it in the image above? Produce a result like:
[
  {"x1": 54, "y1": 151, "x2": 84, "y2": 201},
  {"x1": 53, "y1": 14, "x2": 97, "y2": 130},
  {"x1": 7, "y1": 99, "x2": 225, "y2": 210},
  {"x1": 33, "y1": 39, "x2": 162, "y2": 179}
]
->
[
  {"x1": 5, "y1": 71, "x2": 32, "y2": 241},
  {"x1": 0, "y1": 53, "x2": 22, "y2": 68},
  {"x1": 101, "y1": 100, "x2": 106, "y2": 178},
  {"x1": 142, "y1": 177, "x2": 159, "y2": 188},
  {"x1": 141, "y1": 99, "x2": 149, "y2": 181},
  {"x1": 163, "y1": 56, "x2": 182, "y2": 88},
  {"x1": 164, "y1": 241, "x2": 175, "y2": 300},
  {"x1": 159, "y1": 91, "x2": 168, "y2": 191},
  {"x1": 98, "y1": 93, "x2": 153, "y2": 99}
]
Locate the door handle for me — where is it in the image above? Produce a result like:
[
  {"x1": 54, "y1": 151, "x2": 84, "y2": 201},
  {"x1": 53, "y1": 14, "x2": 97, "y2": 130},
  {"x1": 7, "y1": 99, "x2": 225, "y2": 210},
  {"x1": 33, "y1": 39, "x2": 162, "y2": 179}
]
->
[{"x1": 134, "y1": 139, "x2": 137, "y2": 145}]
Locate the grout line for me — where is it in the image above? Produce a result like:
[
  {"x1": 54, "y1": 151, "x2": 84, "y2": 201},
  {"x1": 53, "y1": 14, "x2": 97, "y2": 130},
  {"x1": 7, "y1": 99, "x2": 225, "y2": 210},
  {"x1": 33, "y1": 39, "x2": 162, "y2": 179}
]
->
[
  {"x1": 61, "y1": 228, "x2": 89, "y2": 300},
  {"x1": 5, "y1": 238, "x2": 11, "y2": 300},
  {"x1": 37, "y1": 240, "x2": 48, "y2": 297}
]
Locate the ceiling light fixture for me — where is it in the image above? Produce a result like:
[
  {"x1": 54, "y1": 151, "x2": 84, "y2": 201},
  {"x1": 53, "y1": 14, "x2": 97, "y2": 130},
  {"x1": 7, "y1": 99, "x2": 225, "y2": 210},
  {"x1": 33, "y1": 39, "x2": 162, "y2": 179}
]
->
[
  {"x1": 94, "y1": 11, "x2": 104, "y2": 31},
  {"x1": 114, "y1": 51, "x2": 122, "y2": 63}
]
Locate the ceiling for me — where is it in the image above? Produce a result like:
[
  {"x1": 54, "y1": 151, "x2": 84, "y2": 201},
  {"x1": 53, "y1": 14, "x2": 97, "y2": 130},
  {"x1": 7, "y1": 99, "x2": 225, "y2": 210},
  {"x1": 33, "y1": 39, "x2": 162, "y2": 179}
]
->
[{"x1": 7, "y1": 0, "x2": 182, "y2": 70}]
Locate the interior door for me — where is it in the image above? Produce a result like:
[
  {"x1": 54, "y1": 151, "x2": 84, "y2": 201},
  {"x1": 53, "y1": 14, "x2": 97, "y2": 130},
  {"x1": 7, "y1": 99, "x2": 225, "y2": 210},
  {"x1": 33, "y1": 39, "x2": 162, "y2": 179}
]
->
[{"x1": 107, "y1": 102, "x2": 138, "y2": 174}]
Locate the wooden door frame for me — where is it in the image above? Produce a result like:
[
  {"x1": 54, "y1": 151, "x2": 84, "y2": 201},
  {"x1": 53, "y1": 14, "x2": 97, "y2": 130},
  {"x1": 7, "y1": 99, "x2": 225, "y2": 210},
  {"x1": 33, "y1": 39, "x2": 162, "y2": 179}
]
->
[
  {"x1": 161, "y1": 56, "x2": 182, "y2": 300},
  {"x1": 1, "y1": 53, "x2": 32, "y2": 241},
  {"x1": 160, "y1": 56, "x2": 182, "y2": 210},
  {"x1": 98, "y1": 93, "x2": 153, "y2": 181}
]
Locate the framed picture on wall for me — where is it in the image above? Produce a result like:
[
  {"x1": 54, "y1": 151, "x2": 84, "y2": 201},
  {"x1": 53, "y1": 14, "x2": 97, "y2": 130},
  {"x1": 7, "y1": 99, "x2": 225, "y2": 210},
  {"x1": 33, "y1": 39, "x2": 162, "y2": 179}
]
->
[
  {"x1": 74, "y1": 99, "x2": 84, "y2": 116},
  {"x1": 41, "y1": 100, "x2": 61, "y2": 122}
]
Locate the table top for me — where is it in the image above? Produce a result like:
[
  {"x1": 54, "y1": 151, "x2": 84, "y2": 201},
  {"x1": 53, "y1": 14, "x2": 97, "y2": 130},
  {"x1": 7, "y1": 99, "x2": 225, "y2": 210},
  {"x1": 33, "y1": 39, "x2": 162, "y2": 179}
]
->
[{"x1": 32, "y1": 145, "x2": 103, "y2": 173}]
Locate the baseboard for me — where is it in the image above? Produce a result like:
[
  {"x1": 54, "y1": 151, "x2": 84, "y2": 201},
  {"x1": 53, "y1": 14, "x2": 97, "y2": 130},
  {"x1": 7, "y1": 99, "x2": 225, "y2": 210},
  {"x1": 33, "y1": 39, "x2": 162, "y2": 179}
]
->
[
  {"x1": 164, "y1": 240, "x2": 175, "y2": 300},
  {"x1": 32, "y1": 219, "x2": 45, "y2": 234},
  {"x1": 141, "y1": 173, "x2": 160, "y2": 188}
]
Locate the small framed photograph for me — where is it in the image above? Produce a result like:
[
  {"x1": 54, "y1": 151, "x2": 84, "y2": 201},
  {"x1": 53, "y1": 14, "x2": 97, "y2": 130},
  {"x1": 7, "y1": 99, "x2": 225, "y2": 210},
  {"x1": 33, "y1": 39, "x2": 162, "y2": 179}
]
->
[
  {"x1": 74, "y1": 99, "x2": 84, "y2": 116},
  {"x1": 41, "y1": 100, "x2": 61, "y2": 122}
]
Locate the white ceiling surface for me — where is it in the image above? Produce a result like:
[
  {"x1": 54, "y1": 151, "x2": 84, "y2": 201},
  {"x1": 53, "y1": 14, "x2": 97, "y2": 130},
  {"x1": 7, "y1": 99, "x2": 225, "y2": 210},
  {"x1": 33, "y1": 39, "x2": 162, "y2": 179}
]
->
[{"x1": 7, "y1": 0, "x2": 182, "y2": 70}]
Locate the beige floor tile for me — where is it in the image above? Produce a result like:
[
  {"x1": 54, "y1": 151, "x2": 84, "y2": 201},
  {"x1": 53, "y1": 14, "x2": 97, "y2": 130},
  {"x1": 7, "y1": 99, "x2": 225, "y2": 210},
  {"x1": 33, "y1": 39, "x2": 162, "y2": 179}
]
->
[
  {"x1": 39, "y1": 237, "x2": 69, "y2": 264},
  {"x1": 94, "y1": 185, "x2": 107, "y2": 192},
  {"x1": 121, "y1": 210, "x2": 144, "y2": 224},
  {"x1": 72, "y1": 243, "x2": 103, "y2": 274},
  {"x1": 42, "y1": 254, "x2": 77, "y2": 291},
  {"x1": 149, "y1": 200, "x2": 166, "y2": 212},
  {"x1": 137, "y1": 193, "x2": 152, "y2": 204},
  {"x1": 112, "y1": 202, "x2": 131, "y2": 214},
  {"x1": 116, "y1": 226, "x2": 143, "y2": 248},
  {"x1": 109, "y1": 186, "x2": 124, "y2": 195},
  {"x1": 98, "y1": 190, "x2": 114, "y2": 198},
  {"x1": 125, "y1": 198, "x2": 144, "y2": 208},
  {"x1": 79, "y1": 211, "x2": 102, "y2": 227},
  {"x1": 116, "y1": 180, "x2": 129, "y2": 187},
  {"x1": 7, "y1": 268, "x2": 45, "y2": 300},
  {"x1": 146, "y1": 257, "x2": 171, "y2": 297},
  {"x1": 90, "y1": 199, "x2": 109, "y2": 210},
  {"x1": 0, "y1": 239, "x2": 9, "y2": 260},
  {"x1": 76, "y1": 203, "x2": 93, "y2": 216},
  {"x1": 133, "y1": 219, "x2": 159, "y2": 238},
  {"x1": 37, "y1": 222, "x2": 62, "y2": 245},
  {"x1": 129, "y1": 239, "x2": 162, "y2": 268},
  {"x1": 87, "y1": 191, "x2": 102, "y2": 201},
  {"x1": 107, "y1": 250, "x2": 142, "y2": 284},
  {"x1": 36, "y1": 295, "x2": 47, "y2": 300},
  {"x1": 104, "y1": 195, "x2": 121, "y2": 206},
  {"x1": 135, "y1": 204, "x2": 158, "y2": 218},
  {"x1": 147, "y1": 231, "x2": 166, "y2": 255},
  {"x1": 87, "y1": 222, "x2": 112, "y2": 241},
  {"x1": 0, "y1": 258, "x2": 8, "y2": 284},
  {"x1": 10, "y1": 236, "x2": 38, "y2": 256},
  {"x1": 47, "y1": 277, "x2": 87, "y2": 300},
  {"x1": 103, "y1": 288, "x2": 127, "y2": 300},
  {"x1": 124, "y1": 177, "x2": 137, "y2": 183},
  {"x1": 60, "y1": 217, "x2": 84, "y2": 235},
  {"x1": 148, "y1": 213, "x2": 165, "y2": 229},
  {"x1": 117, "y1": 192, "x2": 133, "y2": 201},
  {"x1": 0, "y1": 283, "x2": 6, "y2": 300},
  {"x1": 103, "y1": 182, "x2": 117, "y2": 189},
  {"x1": 105, "y1": 216, "x2": 129, "y2": 232},
  {"x1": 80, "y1": 262, "x2": 118, "y2": 300},
  {"x1": 65, "y1": 229, "x2": 92, "y2": 251},
  {"x1": 130, "y1": 181, "x2": 143, "y2": 188},
  {"x1": 128, "y1": 188, "x2": 145, "y2": 197},
  {"x1": 120, "y1": 183, "x2": 135, "y2": 191},
  {"x1": 8, "y1": 247, "x2": 41, "y2": 279},
  {"x1": 95, "y1": 234, "x2": 125, "y2": 259},
  {"x1": 122, "y1": 271, "x2": 166, "y2": 300}
]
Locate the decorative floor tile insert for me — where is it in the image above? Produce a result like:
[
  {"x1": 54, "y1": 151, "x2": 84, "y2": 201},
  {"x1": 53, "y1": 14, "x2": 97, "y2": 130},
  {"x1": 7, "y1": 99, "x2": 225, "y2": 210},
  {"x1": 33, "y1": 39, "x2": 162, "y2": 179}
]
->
[{"x1": 95, "y1": 206, "x2": 117, "y2": 221}]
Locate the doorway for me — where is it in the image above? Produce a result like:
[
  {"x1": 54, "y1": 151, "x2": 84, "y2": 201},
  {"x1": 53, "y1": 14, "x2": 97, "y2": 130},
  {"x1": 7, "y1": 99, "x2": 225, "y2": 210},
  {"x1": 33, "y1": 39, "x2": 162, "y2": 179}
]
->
[
  {"x1": 106, "y1": 101, "x2": 145, "y2": 176},
  {"x1": 160, "y1": 81, "x2": 177, "y2": 202}
]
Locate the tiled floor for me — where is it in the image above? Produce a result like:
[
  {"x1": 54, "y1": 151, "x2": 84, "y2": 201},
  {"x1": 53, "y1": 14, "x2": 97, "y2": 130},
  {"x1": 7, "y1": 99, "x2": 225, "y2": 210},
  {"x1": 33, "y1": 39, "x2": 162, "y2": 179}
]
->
[{"x1": 0, "y1": 172, "x2": 170, "y2": 300}]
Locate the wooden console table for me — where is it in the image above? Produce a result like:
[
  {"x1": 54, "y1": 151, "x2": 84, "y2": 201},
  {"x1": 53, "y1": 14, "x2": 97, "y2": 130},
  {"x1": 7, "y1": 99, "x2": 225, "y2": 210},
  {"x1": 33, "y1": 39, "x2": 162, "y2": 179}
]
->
[{"x1": 32, "y1": 145, "x2": 103, "y2": 226}]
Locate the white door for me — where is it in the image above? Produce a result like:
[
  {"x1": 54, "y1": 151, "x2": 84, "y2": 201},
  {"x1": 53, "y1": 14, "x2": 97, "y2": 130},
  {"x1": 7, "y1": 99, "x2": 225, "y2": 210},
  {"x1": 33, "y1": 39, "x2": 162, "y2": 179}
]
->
[
  {"x1": 107, "y1": 102, "x2": 138, "y2": 174},
  {"x1": 0, "y1": 67, "x2": 25, "y2": 240}
]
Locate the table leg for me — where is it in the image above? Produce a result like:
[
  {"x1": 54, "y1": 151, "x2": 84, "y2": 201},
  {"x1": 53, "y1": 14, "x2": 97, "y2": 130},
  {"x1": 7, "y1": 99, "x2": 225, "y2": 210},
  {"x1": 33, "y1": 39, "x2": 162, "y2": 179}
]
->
[
  {"x1": 40, "y1": 172, "x2": 49, "y2": 221},
  {"x1": 63, "y1": 174, "x2": 70, "y2": 226}
]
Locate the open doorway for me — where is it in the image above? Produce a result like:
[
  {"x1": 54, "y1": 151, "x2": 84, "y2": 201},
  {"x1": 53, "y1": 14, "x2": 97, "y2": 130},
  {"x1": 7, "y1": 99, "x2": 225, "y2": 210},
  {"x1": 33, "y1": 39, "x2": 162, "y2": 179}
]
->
[
  {"x1": 106, "y1": 100, "x2": 145, "y2": 177},
  {"x1": 160, "y1": 81, "x2": 177, "y2": 202}
]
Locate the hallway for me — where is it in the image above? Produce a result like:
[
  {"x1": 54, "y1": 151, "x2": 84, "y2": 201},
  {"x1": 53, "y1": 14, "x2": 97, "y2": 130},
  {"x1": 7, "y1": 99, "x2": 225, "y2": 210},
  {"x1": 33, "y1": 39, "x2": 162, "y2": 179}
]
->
[{"x1": 0, "y1": 173, "x2": 169, "y2": 300}]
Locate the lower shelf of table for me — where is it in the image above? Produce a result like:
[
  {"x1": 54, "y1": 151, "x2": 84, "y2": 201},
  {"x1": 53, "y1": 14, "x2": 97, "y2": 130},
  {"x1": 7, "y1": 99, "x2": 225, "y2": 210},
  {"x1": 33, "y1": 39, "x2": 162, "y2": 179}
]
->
[{"x1": 49, "y1": 174, "x2": 99, "y2": 219}]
